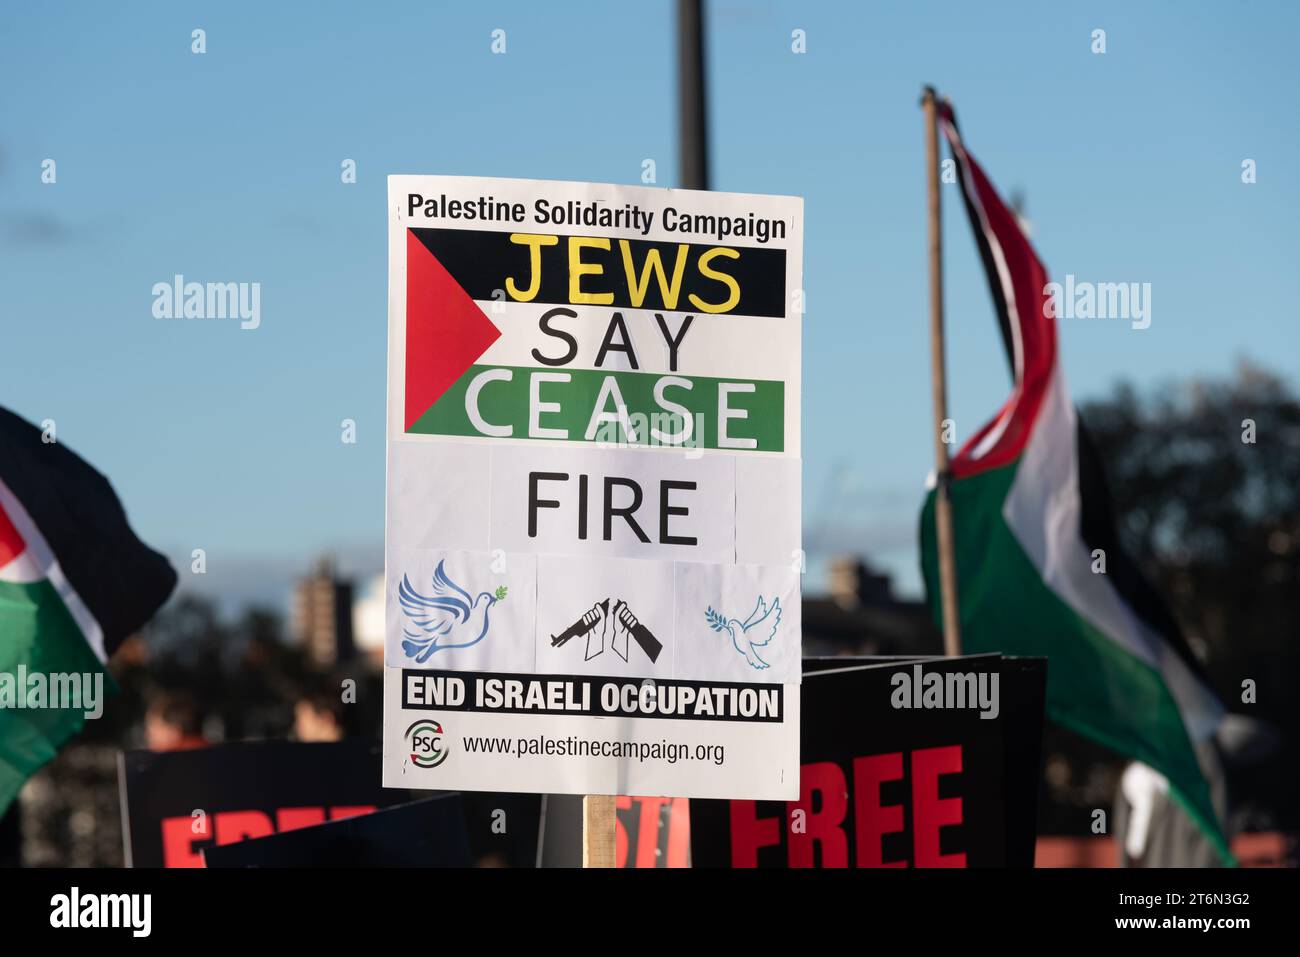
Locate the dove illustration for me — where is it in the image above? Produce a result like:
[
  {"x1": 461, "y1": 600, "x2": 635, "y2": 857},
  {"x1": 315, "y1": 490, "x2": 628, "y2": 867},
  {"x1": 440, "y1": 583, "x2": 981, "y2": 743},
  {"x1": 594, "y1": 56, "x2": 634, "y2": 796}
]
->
[
  {"x1": 705, "y1": 597, "x2": 782, "y2": 670},
  {"x1": 399, "y1": 560, "x2": 506, "y2": 662}
]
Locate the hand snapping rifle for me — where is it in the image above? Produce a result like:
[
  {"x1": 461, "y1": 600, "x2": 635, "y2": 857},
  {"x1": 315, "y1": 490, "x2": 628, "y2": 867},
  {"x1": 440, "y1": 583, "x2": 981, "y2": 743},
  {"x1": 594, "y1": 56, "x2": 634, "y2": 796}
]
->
[{"x1": 549, "y1": 598, "x2": 663, "y2": 664}]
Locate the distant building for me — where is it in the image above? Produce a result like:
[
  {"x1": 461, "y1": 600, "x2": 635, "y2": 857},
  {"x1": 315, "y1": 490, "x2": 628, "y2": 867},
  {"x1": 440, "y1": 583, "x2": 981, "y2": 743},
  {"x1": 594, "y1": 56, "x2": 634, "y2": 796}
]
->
[
  {"x1": 353, "y1": 572, "x2": 386, "y2": 665},
  {"x1": 292, "y1": 557, "x2": 355, "y2": 669},
  {"x1": 802, "y1": 556, "x2": 941, "y2": 658}
]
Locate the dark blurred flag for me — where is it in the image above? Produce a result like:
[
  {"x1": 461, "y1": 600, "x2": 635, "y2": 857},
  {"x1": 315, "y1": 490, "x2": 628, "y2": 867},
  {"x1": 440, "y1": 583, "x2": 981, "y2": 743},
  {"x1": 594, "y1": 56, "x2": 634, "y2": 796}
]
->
[
  {"x1": 918, "y1": 103, "x2": 1232, "y2": 863},
  {"x1": 0, "y1": 407, "x2": 176, "y2": 813}
]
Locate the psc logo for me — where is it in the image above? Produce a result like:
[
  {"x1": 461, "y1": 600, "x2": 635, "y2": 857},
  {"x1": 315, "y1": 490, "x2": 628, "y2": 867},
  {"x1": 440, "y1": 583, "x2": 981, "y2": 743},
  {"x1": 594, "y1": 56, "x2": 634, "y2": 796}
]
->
[{"x1": 405, "y1": 719, "x2": 448, "y2": 768}]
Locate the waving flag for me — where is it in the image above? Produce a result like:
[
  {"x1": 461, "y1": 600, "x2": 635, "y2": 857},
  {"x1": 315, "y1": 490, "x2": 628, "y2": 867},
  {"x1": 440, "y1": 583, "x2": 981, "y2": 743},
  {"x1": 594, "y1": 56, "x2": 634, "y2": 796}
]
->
[
  {"x1": 918, "y1": 103, "x2": 1231, "y2": 861},
  {"x1": 0, "y1": 407, "x2": 176, "y2": 813}
]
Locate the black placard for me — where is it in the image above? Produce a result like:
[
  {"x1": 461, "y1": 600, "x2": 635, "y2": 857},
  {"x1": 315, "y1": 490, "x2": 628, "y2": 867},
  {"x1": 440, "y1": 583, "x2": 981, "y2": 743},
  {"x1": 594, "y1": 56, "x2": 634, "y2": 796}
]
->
[
  {"x1": 202, "y1": 795, "x2": 473, "y2": 868},
  {"x1": 689, "y1": 655, "x2": 1046, "y2": 868},
  {"x1": 118, "y1": 738, "x2": 541, "y2": 868}
]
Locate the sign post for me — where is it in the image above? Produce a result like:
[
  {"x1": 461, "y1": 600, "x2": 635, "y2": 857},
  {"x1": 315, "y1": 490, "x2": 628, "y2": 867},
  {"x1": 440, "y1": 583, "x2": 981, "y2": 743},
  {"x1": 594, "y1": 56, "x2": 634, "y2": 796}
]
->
[
  {"x1": 582, "y1": 794, "x2": 616, "y2": 868},
  {"x1": 382, "y1": 175, "x2": 804, "y2": 859}
]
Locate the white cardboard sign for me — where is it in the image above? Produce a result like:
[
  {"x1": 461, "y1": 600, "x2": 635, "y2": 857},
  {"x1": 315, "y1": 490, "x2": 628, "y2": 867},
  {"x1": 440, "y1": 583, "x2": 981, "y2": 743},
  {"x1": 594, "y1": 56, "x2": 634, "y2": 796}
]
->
[{"x1": 383, "y1": 175, "x2": 802, "y2": 800}]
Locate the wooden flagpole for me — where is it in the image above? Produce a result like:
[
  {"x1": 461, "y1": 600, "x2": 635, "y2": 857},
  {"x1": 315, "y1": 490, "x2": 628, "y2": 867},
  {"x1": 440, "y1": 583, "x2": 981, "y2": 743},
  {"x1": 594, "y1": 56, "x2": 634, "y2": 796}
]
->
[
  {"x1": 921, "y1": 86, "x2": 963, "y2": 658},
  {"x1": 582, "y1": 794, "x2": 616, "y2": 867}
]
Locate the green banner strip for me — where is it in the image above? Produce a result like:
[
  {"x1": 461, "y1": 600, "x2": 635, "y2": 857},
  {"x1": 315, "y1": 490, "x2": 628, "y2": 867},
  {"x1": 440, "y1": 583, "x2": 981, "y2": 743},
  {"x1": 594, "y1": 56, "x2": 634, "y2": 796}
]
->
[{"x1": 409, "y1": 364, "x2": 784, "y2": 452}]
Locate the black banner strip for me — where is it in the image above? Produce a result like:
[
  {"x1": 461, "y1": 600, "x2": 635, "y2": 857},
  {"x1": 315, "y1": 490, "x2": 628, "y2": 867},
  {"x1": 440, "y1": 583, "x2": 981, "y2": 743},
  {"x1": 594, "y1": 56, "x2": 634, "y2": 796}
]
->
[
  {"x1": 400, "y1": 669, "x2": 785, "y2": 723},
  {"x1": 410, "y1": 227, "x2": 787, "y2": 318}
]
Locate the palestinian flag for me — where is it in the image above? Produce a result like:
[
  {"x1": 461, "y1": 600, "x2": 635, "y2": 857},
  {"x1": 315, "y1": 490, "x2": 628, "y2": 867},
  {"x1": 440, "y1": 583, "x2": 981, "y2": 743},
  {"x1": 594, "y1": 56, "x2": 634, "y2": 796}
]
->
[
  {"x1": 918, "y1": 103, "x2": 1231, "y2": 862},
  {"x1": 0, "y1": 407, "x2": 176, "y2": 813}
]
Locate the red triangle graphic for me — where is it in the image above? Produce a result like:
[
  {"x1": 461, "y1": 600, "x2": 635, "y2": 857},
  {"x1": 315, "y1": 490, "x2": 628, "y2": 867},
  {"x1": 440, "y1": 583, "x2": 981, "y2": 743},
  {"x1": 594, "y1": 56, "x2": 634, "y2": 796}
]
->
[
  {"x1": 404, "y1": 230, "x2": 502, "y2": 431},
  {"x1": 0, "y1": 503, "x2": 27, "y2": 568}
]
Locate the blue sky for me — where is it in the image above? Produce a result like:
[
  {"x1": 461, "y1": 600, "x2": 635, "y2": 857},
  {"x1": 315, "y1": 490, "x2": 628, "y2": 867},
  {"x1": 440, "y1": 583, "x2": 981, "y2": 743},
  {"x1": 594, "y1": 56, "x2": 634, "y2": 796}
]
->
[{"x1": 2, "y1": 1, "x2": 1296, "y2": 608}]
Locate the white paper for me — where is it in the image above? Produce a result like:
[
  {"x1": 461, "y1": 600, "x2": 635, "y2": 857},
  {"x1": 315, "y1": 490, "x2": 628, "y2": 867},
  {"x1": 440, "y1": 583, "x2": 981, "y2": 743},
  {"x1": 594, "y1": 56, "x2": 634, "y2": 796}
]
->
[
  {"x1": 489, "y1": 443, "x2": 737, "y2": 564},
  {"x1": 385, "y1": 548, "x2": 537, "y2": 673},
  {"x1": 536, "y1": 554, "x2": 675, "y2": 679},
  {"x1": 673, "y1": 562, "x2": 802, "y2": 684}
]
